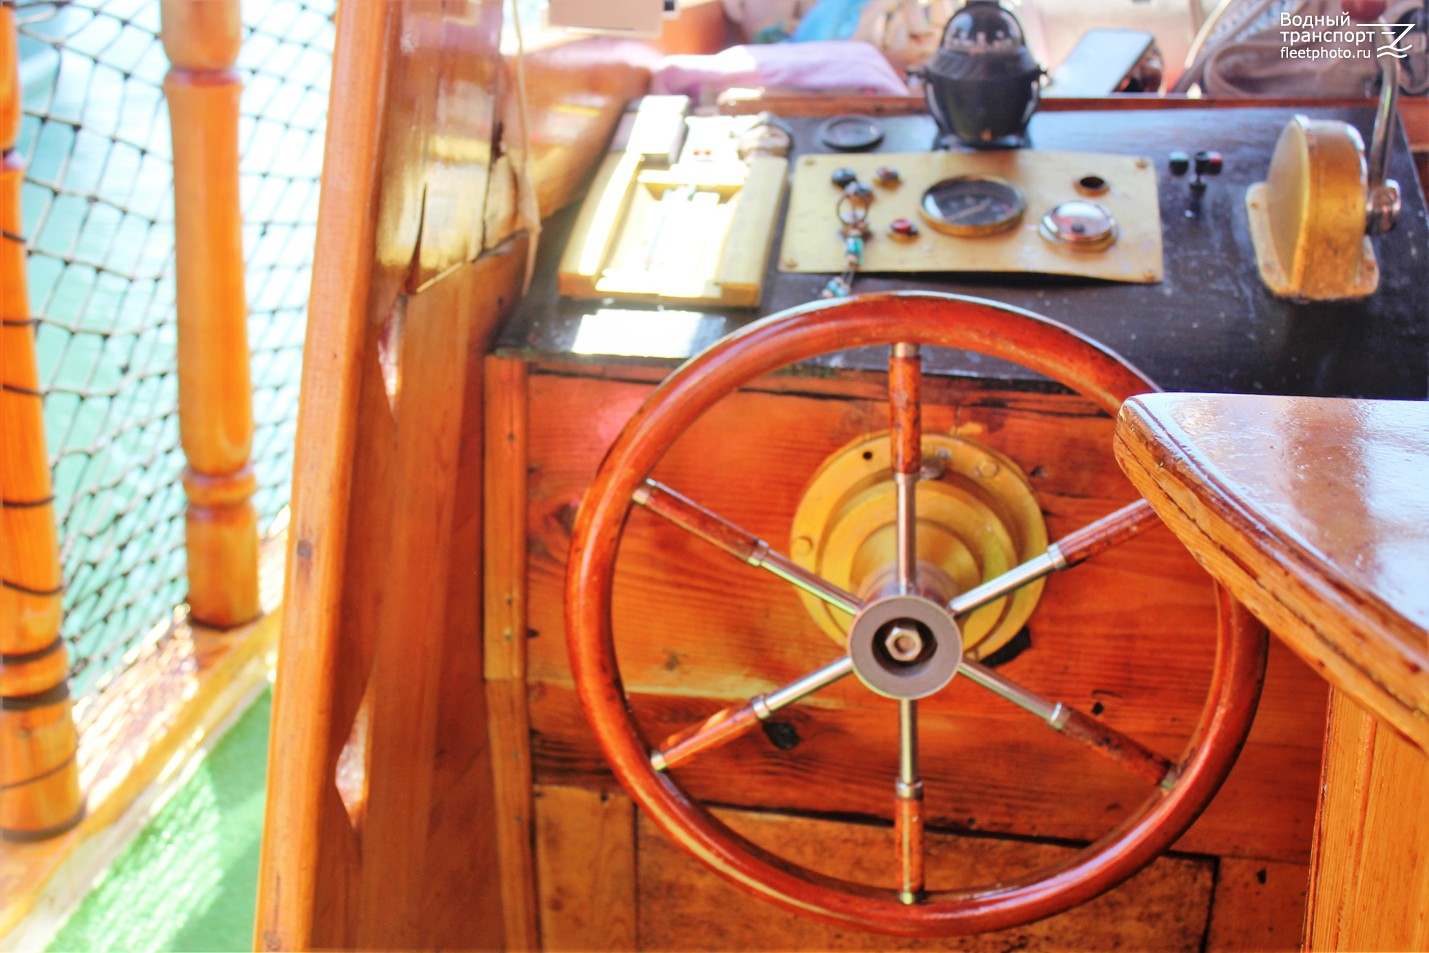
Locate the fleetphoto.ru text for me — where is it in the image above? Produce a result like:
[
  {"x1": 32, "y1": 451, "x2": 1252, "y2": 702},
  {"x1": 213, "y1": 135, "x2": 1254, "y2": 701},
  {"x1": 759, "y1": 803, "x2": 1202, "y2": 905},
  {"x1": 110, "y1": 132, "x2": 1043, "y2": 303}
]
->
[{"x1": 1281, "y1": 11, "x2": 1417, "y2": 60}]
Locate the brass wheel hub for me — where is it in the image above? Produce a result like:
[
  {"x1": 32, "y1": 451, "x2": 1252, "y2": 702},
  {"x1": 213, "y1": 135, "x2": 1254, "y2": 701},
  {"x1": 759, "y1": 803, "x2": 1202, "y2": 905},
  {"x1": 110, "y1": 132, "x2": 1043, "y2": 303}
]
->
[{"x1": 790, "y1": 431, "x2": 1046, "y2": 660}]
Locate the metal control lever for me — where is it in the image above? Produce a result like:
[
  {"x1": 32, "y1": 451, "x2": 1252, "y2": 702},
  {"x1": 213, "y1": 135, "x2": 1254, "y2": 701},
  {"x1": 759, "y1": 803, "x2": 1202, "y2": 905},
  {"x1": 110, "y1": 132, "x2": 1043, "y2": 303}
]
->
[
  {"x1": 1167, "y1": 150, "x2": 1223, "y2": 191},
  {"x1": 1347, "y1": 0, "x2": 1402, "y2": 233},
  {"x1": 1244, "y1": 1, "x2": 1404, "y2": 298},
  {"x1": 1191, "y1": 150, "x2": 1223, "y2": 191}
]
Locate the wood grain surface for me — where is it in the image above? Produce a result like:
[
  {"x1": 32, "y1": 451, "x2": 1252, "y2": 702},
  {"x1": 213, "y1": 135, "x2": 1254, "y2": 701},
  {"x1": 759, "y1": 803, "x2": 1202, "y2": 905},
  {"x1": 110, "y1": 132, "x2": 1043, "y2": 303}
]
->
[
  {"x1": 254, "y1": 3, "x2": 735, "y2": 946},
  {"x1": 485, "y1": 356, "x2": 539, "y2": 951},
  {"x1": 535, "y1": 785, "x2": 636, "y2": 951},
  {"x1": 529, "y1": 783, "x2": 1305, "y2": 952},
  {"x1": 255, "y1": 0, "x2": 528, "y2": 946},
  {"x1": 633, "y1": 803, "x2": 1215, "y2": 952},
  {"x1": 254, "y1": 2, "x2": 390, "y2": 943},
  {"x1": 1116, "y1": 393, "x2": 1429, "y2": 752},
  {"x1": 1206, "y1": 858, "x2": 1308, "y2": 952},
  {"x1": 1306, "y1": 688, "x2": 1429, "y2": 951}
]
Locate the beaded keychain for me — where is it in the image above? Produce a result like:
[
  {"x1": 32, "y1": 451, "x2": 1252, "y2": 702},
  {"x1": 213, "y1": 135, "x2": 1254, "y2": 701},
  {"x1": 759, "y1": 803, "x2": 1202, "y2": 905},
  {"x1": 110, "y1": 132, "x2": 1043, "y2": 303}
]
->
[
  {"x1": 823, "y1": 183, "x2": 873, "y2": 298},
  {"x1": 821, "y1": 166, "x2": 912, "y2": 299}
]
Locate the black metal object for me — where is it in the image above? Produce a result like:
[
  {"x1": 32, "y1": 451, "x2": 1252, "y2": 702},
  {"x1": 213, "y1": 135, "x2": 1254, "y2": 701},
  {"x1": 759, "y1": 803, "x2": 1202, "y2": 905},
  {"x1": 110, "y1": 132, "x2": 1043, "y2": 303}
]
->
[
  {"x1": 818, "y1": 115, "x2": 885, "y2": 152},
  {"x1": 922, "y1": 0, "x2": 1042, "y2": 148},
  {"x1": 501, "y1": 106, "x2": 1428, "y2": 401}
]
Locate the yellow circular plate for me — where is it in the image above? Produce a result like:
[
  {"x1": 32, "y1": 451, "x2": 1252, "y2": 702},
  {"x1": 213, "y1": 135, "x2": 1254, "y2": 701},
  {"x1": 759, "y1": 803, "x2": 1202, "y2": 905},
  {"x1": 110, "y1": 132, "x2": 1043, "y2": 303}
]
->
[{"x1": 790, "y1": 431, "x2": 1047, "y2": 660}]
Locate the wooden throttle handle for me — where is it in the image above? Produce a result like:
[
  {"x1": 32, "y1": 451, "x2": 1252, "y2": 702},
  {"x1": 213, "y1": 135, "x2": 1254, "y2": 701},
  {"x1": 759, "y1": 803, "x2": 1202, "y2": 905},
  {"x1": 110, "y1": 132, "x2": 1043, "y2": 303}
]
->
[
  {"x1": 889, "y1": 344, "x2": 921, "y2": 477},
  {"x1": 654, "y1": 701, "x2": 762, "y2": 771},
  {"x1": 1054, "y1": 499, "x2": 1160, "y2": 567},
  {"x1": 895, "y1": 784, "x2": 925, "y2": 901},
  {"x1": 1058, "y1": 706, "x2": 1174, "y2": 787},
  {"x1": 636, "y1": 480, "x2": 763, "y2": 563}
]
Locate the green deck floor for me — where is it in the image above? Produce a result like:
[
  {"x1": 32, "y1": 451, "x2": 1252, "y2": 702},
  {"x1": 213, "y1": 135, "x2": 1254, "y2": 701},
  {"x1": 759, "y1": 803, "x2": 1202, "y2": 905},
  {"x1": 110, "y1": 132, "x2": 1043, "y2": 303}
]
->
[{"x1": 46, "y1": 689, "x2": 271, "y2": 953}]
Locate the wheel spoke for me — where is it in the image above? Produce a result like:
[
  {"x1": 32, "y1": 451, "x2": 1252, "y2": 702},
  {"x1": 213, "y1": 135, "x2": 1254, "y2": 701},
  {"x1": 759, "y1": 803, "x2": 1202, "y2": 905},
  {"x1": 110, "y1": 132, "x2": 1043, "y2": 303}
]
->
[
  {"x1": 651, "y1": 655, "x2": 855, "y2": 771},
  {"x1": 947, "y1": 499, "x2": 1161, "y2": 617},
  {"x1": 960, "y1": 659, "x2": 1175, "y2": 787},
  {"x1": 890, "y1": 344, "x2": 926, "y2": 902},
  {"x1": 890, "y1": 343, "x2": 921, "y2": 594},
  {"x1": 895, "y1": 698, "x2": 924, "y2": 904},
  {"x1": 636, "y1": 480, "x2": 860, "y2": 615}
]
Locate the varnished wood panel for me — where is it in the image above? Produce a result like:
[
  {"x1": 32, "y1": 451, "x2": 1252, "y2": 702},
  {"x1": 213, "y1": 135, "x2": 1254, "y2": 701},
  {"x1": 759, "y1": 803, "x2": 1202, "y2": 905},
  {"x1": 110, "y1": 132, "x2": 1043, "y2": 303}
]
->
[
  {"x1": 255, "y1": 1, "x2": 391, "y2": 942},
  {"x1": 347, "y1": 249, "x2": 522, "y2": 950},
  {"x1": 1116, "y1": 394, "x2": 1429, "y2": 753},
  {"x1": 1306, "y1": 689, "x2": 1429, "y2": 951},
  {"x1": 485, "y1": 356, "x2": 540, "y2": 951},
  {"x1": 529, "y1": 676, "x2": 1319, "y2": 864},
  {"x1": 1114, "y1": 393, "x2": 1429, "y2": 950},
  {"x1": 522, "y1": 370, "x2": 1326, "y2": 866},
  {"x1": 633, "y1": 806, "x2": 1214, "y2": 951},
  {"x1": 1205, "y1": 858, "x2": 1307, "y2": 952},
  {"x1": 535, "y1": 785, "x2": 636, "y2": 951},
  {"x1": 258, "y1": 1, "x2": 735, "y2": 946},
  {"x1": 258, "y1": 236, "x2": 525, "y2": 951},
  {"x1": 256, "y1": 0, "x2": 526, "y2": 944}
]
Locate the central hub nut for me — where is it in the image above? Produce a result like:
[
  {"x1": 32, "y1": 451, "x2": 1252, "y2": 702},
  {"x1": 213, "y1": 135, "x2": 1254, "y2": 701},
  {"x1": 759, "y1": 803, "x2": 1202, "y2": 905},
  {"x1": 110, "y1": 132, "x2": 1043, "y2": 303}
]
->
[
  {"x1": 882, "y1": 623, "x2": 927, "y2": 663},
  {"x1": 848, "y1": 594, "x2": 963, "y2": 700}
]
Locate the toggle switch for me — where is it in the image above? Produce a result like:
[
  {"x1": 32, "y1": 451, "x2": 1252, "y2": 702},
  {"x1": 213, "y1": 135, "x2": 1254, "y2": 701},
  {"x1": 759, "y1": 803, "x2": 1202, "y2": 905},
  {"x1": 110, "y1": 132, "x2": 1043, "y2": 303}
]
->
[{"x1": 1191, "y1": 150, "x2": 1223, "y2": 190}]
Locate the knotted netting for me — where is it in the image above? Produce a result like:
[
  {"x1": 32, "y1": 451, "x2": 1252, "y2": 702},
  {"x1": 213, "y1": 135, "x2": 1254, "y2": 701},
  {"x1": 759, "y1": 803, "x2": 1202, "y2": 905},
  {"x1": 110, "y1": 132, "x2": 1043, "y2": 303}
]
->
[{"x1": 11, "y1": 0, "x2": 334, "y2": 698}]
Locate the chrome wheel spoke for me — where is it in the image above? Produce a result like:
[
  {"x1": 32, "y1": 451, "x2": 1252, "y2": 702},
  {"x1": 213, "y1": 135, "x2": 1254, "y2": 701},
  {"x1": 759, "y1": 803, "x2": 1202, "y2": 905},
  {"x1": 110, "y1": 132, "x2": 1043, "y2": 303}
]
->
[
  {"x1": 636, "y1": 479, "x2": 860, "y2": 615},
  {"x1": 895, "y1": 698, "x2": 924, "y2": 904},
  {"x1": 651, "y1": 655, "x2": 854, "y2": 771},
  {"x1": 947, "y1": 499, "x2": 1161, "y2": 617},
  {"x1": 960, "y1": 659, "x2": 1176, "y2": 787},
  {"x1": 889, "y1": 344, "x2": 926, "y2": 902}
]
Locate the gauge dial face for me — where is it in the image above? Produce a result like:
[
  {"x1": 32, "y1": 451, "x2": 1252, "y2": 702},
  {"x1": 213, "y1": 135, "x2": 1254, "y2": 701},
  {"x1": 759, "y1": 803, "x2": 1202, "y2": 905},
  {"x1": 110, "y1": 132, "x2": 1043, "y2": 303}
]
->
[{"x1": 919, "y1": 176, "x2": 1027, "y2": 237}]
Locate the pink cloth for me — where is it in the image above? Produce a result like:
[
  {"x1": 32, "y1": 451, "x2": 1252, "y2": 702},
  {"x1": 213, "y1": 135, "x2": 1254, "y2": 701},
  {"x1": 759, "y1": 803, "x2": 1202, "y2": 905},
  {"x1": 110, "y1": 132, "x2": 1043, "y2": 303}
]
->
[{"x1": 650, "y1": 41, "x2": 908, "y2": 97}]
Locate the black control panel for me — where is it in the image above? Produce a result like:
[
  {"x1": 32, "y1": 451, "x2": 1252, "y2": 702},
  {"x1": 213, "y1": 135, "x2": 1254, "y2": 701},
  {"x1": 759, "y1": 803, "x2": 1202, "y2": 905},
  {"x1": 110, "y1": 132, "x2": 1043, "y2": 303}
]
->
[{"x1": 503, "y1": 106, "x2": 1428, "y2": 400}]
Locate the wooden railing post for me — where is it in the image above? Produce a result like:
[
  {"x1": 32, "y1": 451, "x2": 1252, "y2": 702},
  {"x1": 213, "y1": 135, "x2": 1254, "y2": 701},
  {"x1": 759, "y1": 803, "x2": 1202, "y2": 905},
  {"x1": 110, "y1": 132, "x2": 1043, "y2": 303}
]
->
[
  {"x1": 161, "y1": 0, "x2": 260, "y2": 628},
  {"x1": 1, "y1": 5, "x2": 84, "y2": 840}
]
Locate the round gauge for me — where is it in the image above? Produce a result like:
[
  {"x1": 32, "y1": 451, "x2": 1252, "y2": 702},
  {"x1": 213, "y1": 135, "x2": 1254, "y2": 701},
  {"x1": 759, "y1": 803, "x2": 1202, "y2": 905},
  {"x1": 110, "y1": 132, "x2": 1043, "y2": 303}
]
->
[
  {"x1": 918, "y1": 175, "x2": 1027, "y2": 237},
  {"x1": 1038, "y1": 200, "x2": 1117, "y2": 251},
  {"x1": 817, "y1": 114, "x2": 884, "y2": 152}
]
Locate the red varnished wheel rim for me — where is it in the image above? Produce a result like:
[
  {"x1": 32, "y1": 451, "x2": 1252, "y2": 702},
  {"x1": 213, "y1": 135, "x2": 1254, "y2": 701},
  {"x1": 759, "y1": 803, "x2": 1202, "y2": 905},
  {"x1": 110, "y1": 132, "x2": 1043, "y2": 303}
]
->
[{"x1": 565, "y1": 292, "x2": 1268, "y2": 936}]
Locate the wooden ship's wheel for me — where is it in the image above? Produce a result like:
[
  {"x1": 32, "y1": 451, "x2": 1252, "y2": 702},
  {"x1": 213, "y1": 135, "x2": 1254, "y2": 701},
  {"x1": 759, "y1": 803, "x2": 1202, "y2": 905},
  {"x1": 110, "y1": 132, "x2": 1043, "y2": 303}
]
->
[{"x1": 566, "y1": 292, "x2": 1267, "y2": 935}]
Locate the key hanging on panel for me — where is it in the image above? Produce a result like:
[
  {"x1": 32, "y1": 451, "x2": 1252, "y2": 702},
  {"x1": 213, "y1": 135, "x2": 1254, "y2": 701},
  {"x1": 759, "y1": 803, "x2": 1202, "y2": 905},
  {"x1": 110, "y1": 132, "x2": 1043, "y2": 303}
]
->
[{"x1": 824, "y1": 183, "x2": 874, "y2": 299}]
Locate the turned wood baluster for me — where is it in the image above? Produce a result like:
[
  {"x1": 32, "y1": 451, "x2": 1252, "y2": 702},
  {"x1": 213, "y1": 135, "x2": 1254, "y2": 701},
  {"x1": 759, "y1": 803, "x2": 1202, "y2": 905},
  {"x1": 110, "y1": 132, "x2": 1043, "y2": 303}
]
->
[
  {"x1": 1, "y1": 6, "x2": 84, "y2": 840},
  {"x1": 161, "y1": 0, "x2": 260, "y2": 627}
]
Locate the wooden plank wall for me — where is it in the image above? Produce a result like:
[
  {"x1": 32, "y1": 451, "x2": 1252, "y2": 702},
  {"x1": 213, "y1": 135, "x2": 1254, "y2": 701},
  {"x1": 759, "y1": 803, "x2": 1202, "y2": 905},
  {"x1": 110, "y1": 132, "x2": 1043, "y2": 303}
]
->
[
  {"x1": 500, "y1": 362, "x2": 1328, "y2": 949},
  {"x1": 1306, "y1": 689, "x2": 1429, "y2": 951},
  {"x1": 533, "y1": 786, "x2": 1310, "y2": 952},
  {"x1": 255, "y1": 1, "x2": 729, "y2": 948},
  {"x1": 255, "y1": 2, "x2": 517, "y2": 948}
]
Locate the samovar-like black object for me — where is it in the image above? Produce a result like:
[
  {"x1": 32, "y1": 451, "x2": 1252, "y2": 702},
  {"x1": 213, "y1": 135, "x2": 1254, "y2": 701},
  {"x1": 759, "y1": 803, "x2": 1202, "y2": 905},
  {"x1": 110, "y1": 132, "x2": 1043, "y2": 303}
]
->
[{"x1": 923, "y1": 0, "x2": 1042, "y2": 148}]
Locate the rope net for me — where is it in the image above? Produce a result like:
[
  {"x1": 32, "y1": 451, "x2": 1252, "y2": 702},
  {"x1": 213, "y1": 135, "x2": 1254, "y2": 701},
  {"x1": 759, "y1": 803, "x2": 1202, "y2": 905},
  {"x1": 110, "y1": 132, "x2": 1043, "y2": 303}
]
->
[{"x1": 13, "y1": 0, "x2": 334, "y2": 698}]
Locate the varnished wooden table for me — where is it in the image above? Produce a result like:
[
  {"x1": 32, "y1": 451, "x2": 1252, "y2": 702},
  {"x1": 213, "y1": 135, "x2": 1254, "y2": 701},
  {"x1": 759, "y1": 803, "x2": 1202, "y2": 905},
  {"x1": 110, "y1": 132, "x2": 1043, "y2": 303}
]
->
[{"x1": 1115, "y1": 393, "x2": 1429, "y2": 952}]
